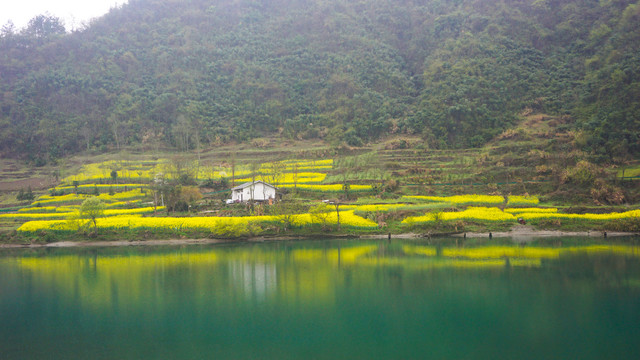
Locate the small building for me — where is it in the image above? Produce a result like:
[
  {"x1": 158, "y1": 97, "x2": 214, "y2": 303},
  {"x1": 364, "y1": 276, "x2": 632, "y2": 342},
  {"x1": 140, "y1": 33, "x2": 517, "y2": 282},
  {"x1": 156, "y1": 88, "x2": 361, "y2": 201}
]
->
[{"x1": 229, "y1": 181, "x2": 277, "y2": 203}]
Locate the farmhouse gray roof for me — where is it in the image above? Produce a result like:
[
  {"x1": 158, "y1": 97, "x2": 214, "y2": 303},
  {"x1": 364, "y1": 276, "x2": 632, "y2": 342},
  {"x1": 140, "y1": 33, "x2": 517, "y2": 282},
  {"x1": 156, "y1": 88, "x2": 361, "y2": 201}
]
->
[{"x1": 231, "y1": 180, "x2": 276, "y2": 191}]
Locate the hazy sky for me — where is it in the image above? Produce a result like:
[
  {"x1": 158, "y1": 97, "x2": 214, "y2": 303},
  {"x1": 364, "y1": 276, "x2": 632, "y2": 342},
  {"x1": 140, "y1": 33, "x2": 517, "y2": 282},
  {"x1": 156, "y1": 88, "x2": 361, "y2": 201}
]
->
[{"x1": 1, "y1": 0, "x2": 129, "y2": 31}]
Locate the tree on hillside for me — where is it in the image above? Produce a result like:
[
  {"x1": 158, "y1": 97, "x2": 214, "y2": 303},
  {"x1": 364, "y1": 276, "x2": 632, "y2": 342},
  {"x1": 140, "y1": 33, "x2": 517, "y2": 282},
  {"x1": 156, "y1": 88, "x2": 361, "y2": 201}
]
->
[
  {"x1": 80, "y1": 197, "x2": 105, "y2": 229},
  {"x1": 268, "y1": 196, "x2": 306, "y2": 232},
  {"x1": 16, "y1": 186, "x2": 35, "y2": 201},
  {"x1": 23, "y1": 14, "x2": 66, "y2": 39},
  {"x1": 310, "y1": 203, "x2": 333, "y2": 231},
  {"x1": 0, "y1": 0, "x2": 639, "y2": 159}
]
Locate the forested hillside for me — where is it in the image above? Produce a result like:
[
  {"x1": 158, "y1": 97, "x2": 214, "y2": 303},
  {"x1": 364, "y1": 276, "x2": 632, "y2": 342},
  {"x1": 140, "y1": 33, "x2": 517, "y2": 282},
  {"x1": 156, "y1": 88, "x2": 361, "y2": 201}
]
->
[{"x1": 0, "y1": 0, "x2": 638, "y2": 163}]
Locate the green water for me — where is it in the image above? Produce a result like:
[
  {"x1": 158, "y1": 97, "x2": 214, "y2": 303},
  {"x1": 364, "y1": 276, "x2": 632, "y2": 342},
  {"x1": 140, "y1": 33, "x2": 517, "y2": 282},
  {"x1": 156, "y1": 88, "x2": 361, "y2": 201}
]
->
[{"x1": 1, "y1": 238, "x2": 640, "y2": 359}]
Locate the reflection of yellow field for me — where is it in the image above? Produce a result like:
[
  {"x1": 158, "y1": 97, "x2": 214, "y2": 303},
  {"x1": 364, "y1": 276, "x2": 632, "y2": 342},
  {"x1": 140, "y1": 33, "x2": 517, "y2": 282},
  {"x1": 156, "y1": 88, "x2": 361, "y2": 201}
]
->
[
  {"x1": 291, "y1": 245, "x2": 378, "y2": 264},
  {"x1": 15, "y1": 252, "x2": 219, "y2": 312},
  {"x1": 6, "y1": 243, "x2": 640, "y2": 314},
  {"x1": 405, "y1": 245, "x2": 640, "y2": 261},
  {"x1": 442, "y1": 246, "x2": 563, "y2": 259},
  {"x1": 360, "y1": 257, "x2": 542, "y2": 268},
  {"x1": 403, "y1": 245, "x2": 437, "y2": 257}
]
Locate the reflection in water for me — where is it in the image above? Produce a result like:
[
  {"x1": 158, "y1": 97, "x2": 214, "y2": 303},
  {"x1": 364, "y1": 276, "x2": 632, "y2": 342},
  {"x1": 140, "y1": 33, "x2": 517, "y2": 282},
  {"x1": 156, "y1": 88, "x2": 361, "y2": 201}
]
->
[
  {"x1": 229, "y1": 261, "x2": 277, "y2": 302},
  {"x1": 4, "y1": 242, "x2": 640, "y2": 310},
  {"x1": 1, "y1": 239, "x2": 640, "y2": 359}
]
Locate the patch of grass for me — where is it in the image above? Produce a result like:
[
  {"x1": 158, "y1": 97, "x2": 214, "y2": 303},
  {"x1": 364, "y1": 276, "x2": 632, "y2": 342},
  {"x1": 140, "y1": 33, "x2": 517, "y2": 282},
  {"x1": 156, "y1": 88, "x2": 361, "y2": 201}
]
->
[{"x1": 618, "y1": 166, "x2": 640, "y2": 178}]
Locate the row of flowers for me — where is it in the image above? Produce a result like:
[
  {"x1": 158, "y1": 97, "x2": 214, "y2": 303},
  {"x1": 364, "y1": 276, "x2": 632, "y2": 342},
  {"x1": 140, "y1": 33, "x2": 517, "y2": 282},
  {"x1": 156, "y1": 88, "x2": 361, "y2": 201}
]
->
[
  {"x1": 54, "y1": 184, "x2": 148, "y2": 191},
  {"x1": 35, "y1": 193, "x2": 91, "y2": 204},
  {"x1": 403, "y1": 207, "x2": 515, "y2": 223},
  {"x1": 234, "y1": 172, "x2": 327, "y2": 184},
  {"x1": 27, "y1": 189, "x2": 148, "y2": 207},
  {"x1": 19, "y1": 200, "x2": 156, "y2": 214},
  {"x1": 343, "y1": 203, "x2": 554, "y2": 213},
  {"x1": 503, "y1": 207, "x2": 557, "y2": 214},
  {"x1": 13, "y1": 205, "x2": 635, "y2": 228},
  {"x1": 278, "y1": 184, "x2": 373, "y2": 192},
  {"x1": 2, "y1": 207, "x2": 163, "y2": 220},
  {"x1": 18, "y1": 205, "x2": 80, "y2": 213},
  {"x1": 506, "y1": 195, "x2": 540, "y2": 205},
  {"x1": 61, "y1": 160, "x2": 158, "y2": 184},
  {"x1": 403, "y1": 195, "x2": 539, "y2": 205},
  {"x1": 16, "y1": 210, "x2": 377, "y2": 232},
  {"x1": 520, "y1": 211, "x2": 640, "y2": 221},
  {"x1": 61, "y1": 159, "x2": 335, "y2": 185},
  {"x1": 402, "y1": 207, "x2": 640, "y2": 224},
  {"x1": 263, "y1": 159, "x2": 333, "y2": 171}
]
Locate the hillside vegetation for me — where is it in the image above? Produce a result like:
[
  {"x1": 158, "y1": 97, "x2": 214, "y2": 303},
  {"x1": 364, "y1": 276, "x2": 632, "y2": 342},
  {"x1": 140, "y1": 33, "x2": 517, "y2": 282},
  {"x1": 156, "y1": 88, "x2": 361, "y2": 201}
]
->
[
  {"x1": 1, "y1": 0, "x2": 639, "y2": 163},
  {"x1": 2, "y1": 142, "x2": 639, "y2": 243}
]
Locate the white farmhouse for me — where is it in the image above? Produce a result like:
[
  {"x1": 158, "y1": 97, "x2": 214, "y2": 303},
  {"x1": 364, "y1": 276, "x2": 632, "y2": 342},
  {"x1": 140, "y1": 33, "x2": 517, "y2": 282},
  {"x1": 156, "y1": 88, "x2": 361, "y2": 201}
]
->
[{"x1": 229, "y1": 181, "x2": 277, "y2": 203}]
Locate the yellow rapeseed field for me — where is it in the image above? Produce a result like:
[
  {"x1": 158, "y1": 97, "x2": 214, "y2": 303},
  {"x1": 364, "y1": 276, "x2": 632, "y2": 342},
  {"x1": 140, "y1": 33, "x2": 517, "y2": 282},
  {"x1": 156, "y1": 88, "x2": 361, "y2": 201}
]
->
[
  {"x1": 17, "y1": 206, "x2": 58, "y2": 213},
  {"x1": 97, "y1": 189, "x2": 147, "y2": 201},
  {"x1": 520, "y1": 210, "x2": 640, "y2": 221},
  {"x1": 61, "y1": 160, "x2": 159, "y2": 184},
  {"x1": 279, "y1": 184, "x2": 373, "y2": 192},
  {"x1": 55, "y1": 184, "x2": 148, "y2": 191},
  {"x1": 3, "y1": 207, "x2": 162, "y2": 220},
  {"x1": 17, "y1": 210, "x2": 377, "y2": 232},
  {"x1": 506, "y1": 195, "x2": 540, "y2": 205},
  {"x1": 504, "y1": 208, "x2": 558, "y2": 214},
  {"x1": 59, "y1": 158, "x2": 333, "y2": 186},
  {"x1": 34, "y1": 193, "x2": 91, "y2": 204},
  {"x1": 403, "y1": 206, "x2": 640, "y2": 224},
  {"x1": 292, "y1": 211, "x2": 378, "y2": 229},
  {"x1": 341, "y1": 204, "x2": 406, "y2": 212},
  {"x1": 402, "y1": 207, "x2": 516, "y2": 224},
  {"x1": 404, "y1": 194, "x2": 505, "y2": 204},
  {"x1": 235, "y1": 172, "x2": 327, "y2": 184}
]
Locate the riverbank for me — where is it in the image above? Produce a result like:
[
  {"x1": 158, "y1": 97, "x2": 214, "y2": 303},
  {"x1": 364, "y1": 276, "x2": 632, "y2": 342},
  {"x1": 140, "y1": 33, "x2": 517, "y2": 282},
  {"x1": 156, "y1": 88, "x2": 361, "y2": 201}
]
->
[{"x1": 2, "y1": 227, "x2": 638, "y2": 248}]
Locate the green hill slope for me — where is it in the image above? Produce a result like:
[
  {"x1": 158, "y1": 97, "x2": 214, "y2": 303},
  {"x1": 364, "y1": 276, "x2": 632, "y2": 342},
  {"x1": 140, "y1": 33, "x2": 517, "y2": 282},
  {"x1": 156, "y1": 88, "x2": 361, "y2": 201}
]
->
[{"x1": 0, "y1": 0, "x2": 638, "y2": 163}]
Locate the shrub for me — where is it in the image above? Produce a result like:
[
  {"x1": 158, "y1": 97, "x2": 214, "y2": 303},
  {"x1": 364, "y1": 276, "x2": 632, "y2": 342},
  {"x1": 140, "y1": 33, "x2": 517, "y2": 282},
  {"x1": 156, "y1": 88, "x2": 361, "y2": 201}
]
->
[
  {"x1": 561, "y1": 161, "x2": 604, "y2": 187},
  {"x1": 590, "y1": 180, "x2": 624, "y2": 205},
  {"x1": 309, "y1": 203, "x2": 332, "y2": 230},
  {"x1": 80, "y1": 197, "x2": 105, "y2": 228}
]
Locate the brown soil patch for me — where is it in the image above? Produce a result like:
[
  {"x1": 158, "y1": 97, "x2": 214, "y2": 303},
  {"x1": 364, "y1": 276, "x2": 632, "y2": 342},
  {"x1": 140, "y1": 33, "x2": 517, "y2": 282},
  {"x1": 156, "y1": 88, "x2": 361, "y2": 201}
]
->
[{"x1": 0, "y1": 177, "x2": 57, "y2": 191}]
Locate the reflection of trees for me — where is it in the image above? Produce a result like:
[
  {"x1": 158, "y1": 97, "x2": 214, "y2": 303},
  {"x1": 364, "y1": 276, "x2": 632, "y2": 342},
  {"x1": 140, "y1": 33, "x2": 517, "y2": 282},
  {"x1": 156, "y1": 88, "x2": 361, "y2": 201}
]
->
[
  {"x1": 9, "y1": 243, "x2": 640, "y2": 317},
  {"x1": 556, "y1": 254, "x2": 640, "y2": 288}
]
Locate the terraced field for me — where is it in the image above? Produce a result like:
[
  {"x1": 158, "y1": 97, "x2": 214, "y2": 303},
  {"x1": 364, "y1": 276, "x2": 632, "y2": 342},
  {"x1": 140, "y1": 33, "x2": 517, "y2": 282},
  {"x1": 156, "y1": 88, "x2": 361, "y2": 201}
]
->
[{"x1": 1, "y1": 115, "x2": 638, "y2": 241}]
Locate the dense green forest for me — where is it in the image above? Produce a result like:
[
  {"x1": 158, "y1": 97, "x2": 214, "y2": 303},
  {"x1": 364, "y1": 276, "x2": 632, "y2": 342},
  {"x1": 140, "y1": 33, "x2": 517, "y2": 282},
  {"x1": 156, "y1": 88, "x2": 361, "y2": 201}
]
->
[{"x1": 0, "y1": 0, "x2": 638, "y2": 163}]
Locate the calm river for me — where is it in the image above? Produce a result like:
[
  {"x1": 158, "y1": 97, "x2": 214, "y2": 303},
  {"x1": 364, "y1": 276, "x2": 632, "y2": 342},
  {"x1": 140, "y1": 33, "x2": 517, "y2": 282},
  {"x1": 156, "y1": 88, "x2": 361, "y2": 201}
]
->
[{"x1": 1, "y1": 238, "x2": 639, "y2": 359}]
